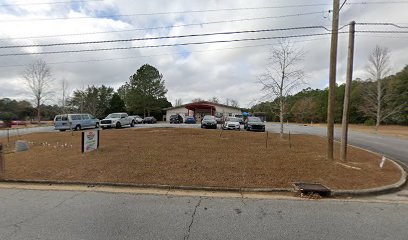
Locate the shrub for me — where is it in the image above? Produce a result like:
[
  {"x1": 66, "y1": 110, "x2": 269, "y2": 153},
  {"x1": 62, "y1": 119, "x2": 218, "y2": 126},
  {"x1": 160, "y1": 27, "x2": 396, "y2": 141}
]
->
[{"x1": 364, "y1": 119, "x2": 375, "y2": 126}]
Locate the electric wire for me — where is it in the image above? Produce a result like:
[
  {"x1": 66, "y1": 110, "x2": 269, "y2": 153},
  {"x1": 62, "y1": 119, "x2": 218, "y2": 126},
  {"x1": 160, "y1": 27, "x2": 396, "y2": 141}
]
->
[
  {"x1": 0, "y1": 0, "x2": 102, "y2": 7},
  {"x1": 0, "y1": 26, "x2": 332, "y2": 49},
  {"x1": 0, "y1": 36, "x2": 333, "y2": 68},
  {"x1": 0, "y1": 32, "x2": 344, "y2": 57},
  {"x1": 0, "y1": 11, "x2": 327, "y2": 41}
]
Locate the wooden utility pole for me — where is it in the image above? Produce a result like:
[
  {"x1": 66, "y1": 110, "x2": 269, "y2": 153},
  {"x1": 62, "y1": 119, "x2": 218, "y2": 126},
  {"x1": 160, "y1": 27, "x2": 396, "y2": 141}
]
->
[
  {"x1": 327, "y1": 0, "x2": 340, "y2": 160},
  {"x1": 340, "y1": 21, "x2": 356, "y2": 162}
]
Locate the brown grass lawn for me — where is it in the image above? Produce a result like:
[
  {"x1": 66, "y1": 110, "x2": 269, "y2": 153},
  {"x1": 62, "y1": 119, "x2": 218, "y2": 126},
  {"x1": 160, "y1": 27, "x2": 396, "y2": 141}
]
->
[{"x1": 0, "y1": 128, "x2": 401, "y2": 190}]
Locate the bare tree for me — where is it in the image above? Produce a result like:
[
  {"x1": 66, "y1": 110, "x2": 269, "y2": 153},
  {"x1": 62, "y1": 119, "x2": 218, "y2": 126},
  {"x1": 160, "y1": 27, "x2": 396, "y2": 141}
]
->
[
  {"x1": 225, "y1": 98, "x2": 230, "y2": 106},
  {"x1": 174, "y1": 98, "x2": 183, "y2": 107},
  {"x1": 22, "y1": 59, "x2": 53, "y2": 123},
  {"x1": 258, "y1": 40, "x2": 305, "y2": 137},
  {"x1": 61, "y1": 78, "x2": 70, "y2": 113},
  {"x1": 209, "y1": 96, "x2": 219, "y2": 103},
  {"x1": 360, "y1": 46, "x2": 400, "y2": 130},
  {"x1": 230, "y1": 99, "x2": 239, "y2": 108},
  {"x1": 192, "y1": 98, "x2": 204, "y2": 103}
]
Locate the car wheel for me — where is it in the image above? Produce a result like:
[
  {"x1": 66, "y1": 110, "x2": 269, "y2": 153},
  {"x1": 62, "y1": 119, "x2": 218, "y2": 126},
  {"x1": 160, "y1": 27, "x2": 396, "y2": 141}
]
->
[
  {"x1": 59, "y1": 129, "x2": 66, "y2": 132},
  {"x1": 130, "y1": 121, "x2": 135, "y2": 127},
  {"x1": 116, "y1": 122, "x2": 121, "y2": 129},
  {"x1": 95, "y1": 123, "x2": 100, "y2": 128},
  {"x1": 75, "y1": 125, "x2": 81, "y2": 131}
]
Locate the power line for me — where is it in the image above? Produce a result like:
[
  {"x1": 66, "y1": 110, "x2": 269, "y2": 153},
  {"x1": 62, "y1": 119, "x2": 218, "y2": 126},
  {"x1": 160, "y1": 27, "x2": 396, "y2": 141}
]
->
[
  {"x1": 355, "y1": 30, "x2": 408, "y2": 33},
  {"x1": 0, "y1": 11, "x2": 327, "y2": 41},
  {"x1": 0, "y1": 4, "x2": 335, "y2": 22},
  {"x1": 1, "y1": 1, "x2": 405, "y2": 23},
  {"x1": 0, "y1": 36, "x2": 333, "y2": 68},
  {"x1": 356, "y1": 22, "x2": 408, "y2": 28},
  {"x1": 346, "y1": 1, "x2": 408, "y2": 5},
  {"x1": 0, "y1": 26, "x2": 331, "y2": 49},
  {"x1": 0, "y1": 32, "x2": 342, "y2": 57},
  {"x1": 0, "y1": 0, "x2": 102, "y2": 7}
]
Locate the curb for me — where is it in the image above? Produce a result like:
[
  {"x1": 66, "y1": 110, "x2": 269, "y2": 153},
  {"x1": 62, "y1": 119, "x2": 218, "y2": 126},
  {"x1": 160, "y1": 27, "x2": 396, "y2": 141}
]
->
[
  {"x1": 0, "y1": 179, "x2": 293, "y2": 194},
  {"x1": 331, "y1": 158, "x2": 407, "y2": 197}
]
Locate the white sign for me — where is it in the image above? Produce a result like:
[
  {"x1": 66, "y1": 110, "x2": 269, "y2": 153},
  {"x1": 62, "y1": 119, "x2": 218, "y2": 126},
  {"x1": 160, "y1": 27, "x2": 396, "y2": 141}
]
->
[
  {"x1": 380, "y1": 156, "x2": 386, "y2": 168},
  {"x1": 82, "y1": 130, "x2": 99, "y2": 153}
]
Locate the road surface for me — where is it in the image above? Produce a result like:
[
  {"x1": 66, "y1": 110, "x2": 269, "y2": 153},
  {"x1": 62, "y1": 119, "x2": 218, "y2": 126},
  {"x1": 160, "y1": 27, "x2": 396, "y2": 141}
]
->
[
  {"x1": 265, "y1": 123, "x2": 408, "y2": 165},
  {"x1": 0, "y1": 188, "x2": 407, "y2": 240}
]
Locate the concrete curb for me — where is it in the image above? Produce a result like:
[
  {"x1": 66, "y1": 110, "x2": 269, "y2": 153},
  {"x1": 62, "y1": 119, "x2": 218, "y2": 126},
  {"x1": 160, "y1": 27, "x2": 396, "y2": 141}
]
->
[
  {"x1": 0, "y1": 179, "x2": 293, "y2": 194},
  {"x1": 331, "y1": 158, "x2": 407, "y2": 197}
]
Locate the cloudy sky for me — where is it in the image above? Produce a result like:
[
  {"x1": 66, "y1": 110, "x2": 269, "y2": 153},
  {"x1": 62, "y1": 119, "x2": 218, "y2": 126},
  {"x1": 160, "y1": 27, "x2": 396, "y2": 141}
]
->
[{"x1": 0, "y1": 0, "x2": 407, "y2": 107}]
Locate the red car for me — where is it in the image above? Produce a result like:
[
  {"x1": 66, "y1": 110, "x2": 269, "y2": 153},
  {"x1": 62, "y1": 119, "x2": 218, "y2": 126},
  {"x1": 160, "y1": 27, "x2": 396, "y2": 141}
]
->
[{"x1": 11, "y1": 120, "x2": 27, "y2": 126}]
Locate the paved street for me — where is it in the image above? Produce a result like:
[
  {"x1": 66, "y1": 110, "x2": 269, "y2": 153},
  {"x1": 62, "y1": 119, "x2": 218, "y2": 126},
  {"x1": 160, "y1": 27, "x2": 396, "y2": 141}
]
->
[
  {"x1": 264, "y1": 123, "x2": 408, "y2": 165},
  {"x1": 0, "y1": 188, "x2": 407, "y2": 240}
]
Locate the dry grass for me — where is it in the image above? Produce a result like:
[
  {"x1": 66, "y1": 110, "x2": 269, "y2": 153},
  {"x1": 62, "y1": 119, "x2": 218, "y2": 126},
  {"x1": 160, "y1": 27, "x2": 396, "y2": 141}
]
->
[{"x1": 1, "y1": 128, "x2": 401, "y2": 190}]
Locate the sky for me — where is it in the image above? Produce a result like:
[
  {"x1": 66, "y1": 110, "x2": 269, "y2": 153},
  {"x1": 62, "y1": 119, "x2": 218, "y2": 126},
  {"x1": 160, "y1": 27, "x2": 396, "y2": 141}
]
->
[{"x1": 0, "y1": 0, "x2": 407, "y2": 108}]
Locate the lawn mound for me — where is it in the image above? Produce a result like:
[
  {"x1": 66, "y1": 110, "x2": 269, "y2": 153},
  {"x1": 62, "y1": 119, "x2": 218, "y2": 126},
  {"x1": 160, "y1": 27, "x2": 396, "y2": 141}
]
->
[{"x1": 1, "y1": 128, "x2": 402, "y2": 190}]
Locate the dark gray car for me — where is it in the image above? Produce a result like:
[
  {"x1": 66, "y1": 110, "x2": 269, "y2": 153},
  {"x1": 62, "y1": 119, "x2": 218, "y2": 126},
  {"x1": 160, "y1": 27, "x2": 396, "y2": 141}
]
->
[
  {"x1": 244, "y1": 117, "x2": 265, "y2": 132},
  {"x1": 201, "y1": 115, "x2": 217, "y2": 129}
]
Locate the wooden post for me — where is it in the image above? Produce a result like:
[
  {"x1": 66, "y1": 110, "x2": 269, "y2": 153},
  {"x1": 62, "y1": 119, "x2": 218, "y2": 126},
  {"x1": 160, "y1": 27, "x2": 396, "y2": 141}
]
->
[
  {"x1": 266, "y1": 131, "x2": 269, "y2": 149},
  {"x1": 289, "y1": 131, "x2": 292, "y2": 149},
  {"x1": 0, "y1": 143, "x2": 4, "y2": 177},
  {"x1": 340, "y1": 21, "x2": 356, "y2": 162},
  {"x1": 327, "y1": 0, "x2": 340, "y2": 160}
]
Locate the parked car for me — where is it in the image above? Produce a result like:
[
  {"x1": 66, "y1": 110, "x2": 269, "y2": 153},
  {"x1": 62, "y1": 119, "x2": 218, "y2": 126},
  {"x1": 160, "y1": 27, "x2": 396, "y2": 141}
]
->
[
  {"x1": 143, "y1": 116, "x2": 157, "y2": 124},
  {"x1": 100, "y1": 113, "x2": 135, "y2": 129},
  {"x1": 54, "y1": 113, "x2": 100, "y2": 131},
  {"x1": 222, "y1": 117, "x2": 240, "y2": 130},
  {"x1": 201, "y1": 115, "x2": 217, "y2": 129},
  {"x1": 184, "y1": 116, "x2": 196, "y2": 124},
  {"x1": 0, "y1": 120, "x2": 5, "y2": 128},
  {"x1": 11, "y1": 120, "x2": 27, "y2": 126},
  {"x1": 130, "y1": 115, "x2": 143, "y2": 124},
  {"x1": 169, "y1": 114, "x2": 183, "y2": 124},
  {"x1": 244, "y1": 117, "x2": 265, "y2": 132}
]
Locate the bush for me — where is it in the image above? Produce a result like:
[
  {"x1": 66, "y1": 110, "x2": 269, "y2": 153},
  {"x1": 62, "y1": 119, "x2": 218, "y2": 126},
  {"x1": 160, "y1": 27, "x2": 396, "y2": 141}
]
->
[{"x1": 364, "y1": 119, "x2": 375, "y2": 126}]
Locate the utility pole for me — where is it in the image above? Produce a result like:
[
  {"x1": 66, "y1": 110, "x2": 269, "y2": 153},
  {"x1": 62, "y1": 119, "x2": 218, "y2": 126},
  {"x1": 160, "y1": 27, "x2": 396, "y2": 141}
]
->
[
  {"x1": 327, "y1": 0, "x2": 340, "y2": 160},
  {"x1": 340, "y1": 21, "x2": 355, "y2": 162}
]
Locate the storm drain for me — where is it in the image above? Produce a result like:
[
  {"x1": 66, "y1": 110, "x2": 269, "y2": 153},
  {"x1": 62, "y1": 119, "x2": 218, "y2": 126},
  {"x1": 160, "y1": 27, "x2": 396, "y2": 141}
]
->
[{"x1": 293, "y1": 182, "x2": 331, "y2": 197}]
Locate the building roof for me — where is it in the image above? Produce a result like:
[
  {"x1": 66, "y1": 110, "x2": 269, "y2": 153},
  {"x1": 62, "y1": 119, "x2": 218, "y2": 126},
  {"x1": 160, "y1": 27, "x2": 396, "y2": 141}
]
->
[{"x1": 164, "y1": 101, "x2": 242, "y2": 111}]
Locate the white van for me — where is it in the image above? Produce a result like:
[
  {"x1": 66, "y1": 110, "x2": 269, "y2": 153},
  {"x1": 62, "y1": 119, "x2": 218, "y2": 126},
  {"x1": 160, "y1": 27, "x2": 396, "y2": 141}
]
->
[{"x1": 54, "y1": 114, "x2": 99, "y2": 131}]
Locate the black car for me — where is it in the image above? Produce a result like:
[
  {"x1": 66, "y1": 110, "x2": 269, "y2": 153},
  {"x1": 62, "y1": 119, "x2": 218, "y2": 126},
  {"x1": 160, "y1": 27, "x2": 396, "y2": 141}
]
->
[
  {"x1": 143, "y1": 116, "x2": 157, "y2": 124},
  {"x1": 169, "y1": 114, "x2": 183, "y2": 124},
  {"x1": 244, "y1": 117, "x2": 265, "y2": 132},
  {"x1": 201, "y1": 115, "x2": 217, "y2": 129}
]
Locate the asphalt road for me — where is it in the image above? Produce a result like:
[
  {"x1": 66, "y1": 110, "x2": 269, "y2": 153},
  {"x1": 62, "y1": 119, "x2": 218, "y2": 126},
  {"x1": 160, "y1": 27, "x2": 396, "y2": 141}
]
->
[
  {"x1": 0, "y1": 188, "x2": 407, "y2": 240},
  {"x1": 264, "y1": 123, "x2": 408, "y2": 167}
]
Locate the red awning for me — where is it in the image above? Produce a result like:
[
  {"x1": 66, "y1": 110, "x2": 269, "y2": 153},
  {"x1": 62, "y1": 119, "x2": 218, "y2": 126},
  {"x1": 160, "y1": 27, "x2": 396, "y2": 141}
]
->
[{"x1": 184, "y1": 102, "x2": 216, "y2": 111}]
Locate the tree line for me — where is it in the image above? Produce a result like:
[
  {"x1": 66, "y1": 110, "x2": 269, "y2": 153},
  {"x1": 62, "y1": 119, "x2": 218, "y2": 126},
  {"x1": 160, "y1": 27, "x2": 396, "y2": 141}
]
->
[
  {"x1": 1, "y1": 63, "x2": 171, "y2": 122},
  {"x1": 252, "y1": 65, "x2": 408, "y2": 126}
]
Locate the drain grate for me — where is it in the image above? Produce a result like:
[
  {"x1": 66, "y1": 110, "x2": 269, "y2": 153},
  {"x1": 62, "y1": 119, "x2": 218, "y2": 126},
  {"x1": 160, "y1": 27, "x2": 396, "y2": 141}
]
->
[{"x1": 293, "y1": 182, "x2": 331, "y2": 197}]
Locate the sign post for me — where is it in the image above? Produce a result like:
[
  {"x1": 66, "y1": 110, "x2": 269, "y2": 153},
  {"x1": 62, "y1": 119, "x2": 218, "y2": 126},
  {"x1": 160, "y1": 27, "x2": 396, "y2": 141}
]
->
[
  {"x1": 81, "y1": 130, "x2": 99, "y2": 153},
  {"x1": 0, "y1": 143, "x2": 4, "y2": 178}
]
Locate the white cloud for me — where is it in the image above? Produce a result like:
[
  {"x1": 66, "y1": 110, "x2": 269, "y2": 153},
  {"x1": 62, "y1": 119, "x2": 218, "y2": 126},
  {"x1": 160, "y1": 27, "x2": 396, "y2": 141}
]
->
[{"x1": 0, "y1": 0, "x2": 407, "y2": 108}]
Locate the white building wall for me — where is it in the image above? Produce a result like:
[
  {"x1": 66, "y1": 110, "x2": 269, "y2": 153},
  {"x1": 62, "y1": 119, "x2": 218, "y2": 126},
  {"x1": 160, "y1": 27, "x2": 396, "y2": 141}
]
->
[
  {"x1": 165, "y1": 104, "x2": 241, "y2": 122},
  {"x1": 165, "y1": 107, "x2": 189, "y2": 122}
]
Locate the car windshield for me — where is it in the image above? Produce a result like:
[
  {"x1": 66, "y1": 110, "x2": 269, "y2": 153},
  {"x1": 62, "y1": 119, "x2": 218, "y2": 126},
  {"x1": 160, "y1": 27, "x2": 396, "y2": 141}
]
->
[
  {"x1": 106, "y1": 114, "x2": 121, "y2": 118},
  {"x1": 203, "y1": 116, "x2": 215, "y2": 120},
  {"x1": 227, "y1": 117, "x2": 239, "y2": 122},
  {"x1": 248, "y1": 117, "x2": 262, "y2": 122}
]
